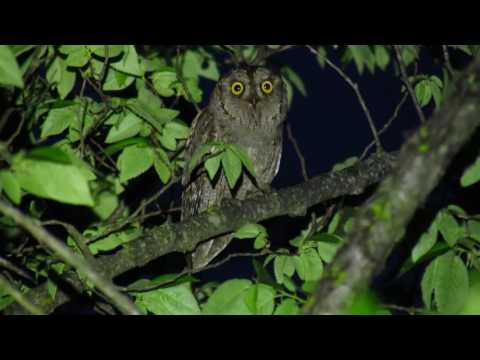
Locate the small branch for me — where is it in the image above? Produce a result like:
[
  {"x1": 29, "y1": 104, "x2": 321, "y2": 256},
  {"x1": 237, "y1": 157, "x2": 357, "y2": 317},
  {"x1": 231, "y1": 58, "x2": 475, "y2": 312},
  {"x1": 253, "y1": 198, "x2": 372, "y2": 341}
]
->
[
  {"x1": 442, "y1": 45, "x2": 455, "y2": 76},
  {"x1": 393, "y1": 45, "x2": 427, "y2": 124},
  {"x1": 0, "y1": 273, "x2": 45, "y2": 315},
  {"x1": 42, "y1": 220, "x2": 97, "y2": 266},
  {"x1": 5, "y1": 113, "x2": 25, "y2": 147},
  {"x1": 0, "y1": 198, "x2": 142, "y2": 315},
  {"x1": 286, "y1": 123, "x2": 309, "y2": 181},
  {"x1": 0, "y1": 255, "x2": 34, "y2": 282},
  {"x1": 306, "y1": 45, "x2": 383, "y2": 153},
  {"x1": 87, "y1": 178, "x2": 179, "y2": 245},
  {"x1": 0, "y1": 108, "x2": 19, "y2": 136},
  {"x1": 361, "y1": 92, "x2": 409, "y2": 160}
]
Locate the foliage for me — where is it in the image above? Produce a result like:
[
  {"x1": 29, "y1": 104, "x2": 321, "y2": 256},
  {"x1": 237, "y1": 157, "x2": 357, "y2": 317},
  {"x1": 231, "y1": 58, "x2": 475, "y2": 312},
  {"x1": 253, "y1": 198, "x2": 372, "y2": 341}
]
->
[{"x1": 1, "y1": 45, "x2": 480, "y2": 315}]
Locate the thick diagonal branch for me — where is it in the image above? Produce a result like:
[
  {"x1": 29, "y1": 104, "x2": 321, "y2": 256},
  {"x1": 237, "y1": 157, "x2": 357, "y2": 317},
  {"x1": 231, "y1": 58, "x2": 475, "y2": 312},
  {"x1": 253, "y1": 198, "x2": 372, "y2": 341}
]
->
[
  {"x1": 4, "y1": 152, "x2": 396, "y2": 314},
  {"x1": 305, "y1": 56, "x2": 480, "y2": 315}
]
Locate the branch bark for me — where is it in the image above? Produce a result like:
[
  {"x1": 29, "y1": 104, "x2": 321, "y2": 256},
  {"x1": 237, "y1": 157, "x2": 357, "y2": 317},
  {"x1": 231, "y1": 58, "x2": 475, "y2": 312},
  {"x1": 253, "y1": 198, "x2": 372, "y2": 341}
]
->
[
  {"x1": 304, "y1": 55, "x2": 480, "y2": 314},
  {"x1": 0, "y1": 199, "x2": 141, "y2": 315},
  {"x1": 4, "y1": 152, "x2": 396, "y2": 314}
]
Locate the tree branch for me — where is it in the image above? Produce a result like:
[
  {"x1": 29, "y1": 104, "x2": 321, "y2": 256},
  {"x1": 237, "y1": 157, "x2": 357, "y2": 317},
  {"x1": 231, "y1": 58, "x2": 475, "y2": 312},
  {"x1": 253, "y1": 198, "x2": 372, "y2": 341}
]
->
[
  {"x1": 393, "y1": 45, "x2": 427, "y2": 124},
  {"x1": 0, "y1": 199, "x2": 141, "y2": 315},
  {"x1": 304, "y1": 55, "x2": 480, "y2": 314},
  {"x1": 4, "y1": 152, "x2": 396, "y2": 314}
]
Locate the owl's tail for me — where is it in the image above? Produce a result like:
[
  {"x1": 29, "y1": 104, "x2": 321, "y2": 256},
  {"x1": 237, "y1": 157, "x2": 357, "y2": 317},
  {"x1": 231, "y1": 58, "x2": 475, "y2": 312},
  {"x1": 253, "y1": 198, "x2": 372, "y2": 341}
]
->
[{"x1": 190, "y1": 235, "x2": 232, "y2": 271}]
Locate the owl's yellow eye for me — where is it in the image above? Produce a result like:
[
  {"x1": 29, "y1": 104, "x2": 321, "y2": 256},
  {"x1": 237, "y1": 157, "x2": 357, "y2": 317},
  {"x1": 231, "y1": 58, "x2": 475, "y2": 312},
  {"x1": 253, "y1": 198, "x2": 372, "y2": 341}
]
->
[
  {"x1": 231, "y1": 81, "x2": 244, "y2": 96},
  {"x1": 261, "y1": 80, "x2": 273, "y2": 94}
]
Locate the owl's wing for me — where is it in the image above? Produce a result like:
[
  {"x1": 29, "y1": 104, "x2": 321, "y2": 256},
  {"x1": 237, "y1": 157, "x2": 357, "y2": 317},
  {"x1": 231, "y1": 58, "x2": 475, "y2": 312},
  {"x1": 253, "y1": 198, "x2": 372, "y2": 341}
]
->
[
  {"x1": 181, "y1": 109, "x2": 226, "y2": 219},
  {"x1": 182, "y1": 109, "x2": 213, "y2": 185}
]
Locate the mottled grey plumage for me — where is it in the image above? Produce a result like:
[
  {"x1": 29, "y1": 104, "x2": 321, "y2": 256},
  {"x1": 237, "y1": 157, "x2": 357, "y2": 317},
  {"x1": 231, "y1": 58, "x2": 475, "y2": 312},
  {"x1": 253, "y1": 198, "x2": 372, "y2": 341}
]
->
[{"x1": 181, "y1": 66, "x2": 288, "y2": 270}]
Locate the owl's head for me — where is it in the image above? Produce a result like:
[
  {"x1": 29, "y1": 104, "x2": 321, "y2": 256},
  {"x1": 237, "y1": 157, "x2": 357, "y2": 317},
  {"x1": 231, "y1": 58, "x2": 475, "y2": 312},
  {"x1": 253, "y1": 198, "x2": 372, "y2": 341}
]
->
[{"x1": 210, "y1": 66, "x2": 287, "y2": 129}]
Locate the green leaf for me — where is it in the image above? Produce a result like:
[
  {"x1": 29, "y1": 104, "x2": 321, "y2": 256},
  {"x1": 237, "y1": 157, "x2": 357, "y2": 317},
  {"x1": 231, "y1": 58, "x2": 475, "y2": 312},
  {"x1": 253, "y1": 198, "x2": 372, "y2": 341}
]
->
[
  {"x1": 58, "y1": 68, "x2": 76, "y2": 100},
  {"x1": 227, "y1": 144, "x2": 256, "y2": 178},
  {"x1": 328, "y1": 212, "x2": 342, "y2": 234},
  {"x1": 128, "y1": 101, "x2": 179, "y2": 130},
  {"x1": 46, "y1": 57, "x2": 76, "y2": 99},
  {"x1": 137, "y1": 283, "x2": 200, "y2": 315},
  {"x1": 12, "y1": 157, "x2": 94, "y2": 206},
  {"x1": 9, "y1": 45, "x2": 37, "y2": 57},
  {"x1": 152, "y1": 68, "x2": 177, "y2": 97},
  {"x1": 181, "y1": 49, "x2": 220, "y2": 81},
  {"x1": 105, "y1": 112, "x2": 143, "y2": 144},
  {"x1": 117, "y1": 145, "x2": 155, "y2": 183},
  {"x1": 41, "y1": 105, "x2": 78, "y2": 139},
  {"x1": 437, "y1": 210, "x2": 463, "y2": 247},
  {"x1": 188, "y1": 144, "x2": 218, "y2": 175},
  {"x1": 0, "y1": 170, "x2": 22, "y2": 205},
  {"x1": 274, "y1": 256, "x2": 287, "y2": 285},
  {"x1": 415, "y1": 79, "x2": 432, "y2": 107},
  {"x1": 422, "y1": 251, "x2": 469, "y2": 314},
  {"x1": 222, "y1": 149, "x2": 243, "y2": 189},
  {"x1": 459, "y1": 271, "x2": 480, "y2": 315},
  {"x1": 27, "y1": 146, "x2": 72, "y2": 164},
  {"x1": 374, "y1": 45, "x2": 390, "y2": 71},
  {"x1": 412, "y1": 223, "x2": 438, "y2": 263},
  {"x1": 316, "y1": 46, "x2": 327, "y2": 68},
  {"x1": 274, "y1": 299, "x2": 299, "y2": 315},
  {"x1": 153, "y1": 150, "x2": 172, "y2": 184},
  {"x1": 301, "y1": 248, "x2": 324, "y2": 281},
  {"x1": 88, "y1": 227, "x2": 141, "y2": 255},
  {"x1": 93, "y1": 191, "x2": 118, "y2": 220},
  {"x1": 164, "y1": 121, "x2": 191, "y2": 139},
  {"x1": 243, "y1": 283, "x2": 276, "y2": 315},
  {"x1": 158, "y1": 133, "x2": 177, "y2": 151},
  {"x1": 281, "y1": 66, "x2": 307, "y2": 97},
  {"x1": 293, "y1": 255, "x2": 306, "y2": 280},
  {"x1": 47, "y1": 279, "x2": 58, "y2": 300},
  {"x1": 203, "y1": 279, "x2": 253, "y2": 315},
  {"x1": 332, "y1": 157, "x2": 358, "y2": 172},
  {"x1": 0, "y1": 45, "x2": 24, "y2": 88},
  {"x1": 316, "y1": 239, "x2": 341, "y2": 264},
  {"x1": 461, "y1": 158, "x2": 480, "y2": 187},
  {"x1": 467, "y1": 220, "x2": 480, "y2": 242},
  {"x1": 61, "y1": 46, "x2": 91, "y2": 67},
  {"x1": 91, "y1": 58, "x2": 135, "y2": 91},
  {"x1": 110, "y1": 45, "x2": 142, "y2": 76},
  {"x1": 254, "y1": 234, "x2": 268, "y2": 250},
  {"x1": 86, "y1": 45, "x2": 124, "y2": 58},
  {"x1": 349, "y1": 45, "x2": 375, "y2": 74},
  {"x1": 233, "y1": 223, "x2": 265, "y2": 239},
  {"x1": 205, "y1": 154, "x2": 222, "y2": 180}
]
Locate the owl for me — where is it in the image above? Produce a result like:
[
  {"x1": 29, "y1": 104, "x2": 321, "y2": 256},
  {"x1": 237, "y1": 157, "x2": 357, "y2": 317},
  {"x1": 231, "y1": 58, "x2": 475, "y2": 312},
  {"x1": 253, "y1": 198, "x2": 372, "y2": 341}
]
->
[{"x1": 181, "y1": 65, "x2": 288, "y2": 270}]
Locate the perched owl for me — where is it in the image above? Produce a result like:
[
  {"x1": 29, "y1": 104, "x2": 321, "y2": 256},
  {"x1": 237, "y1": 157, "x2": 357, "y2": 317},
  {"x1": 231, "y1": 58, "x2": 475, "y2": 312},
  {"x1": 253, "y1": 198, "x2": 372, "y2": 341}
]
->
[{"x1": 181, "y1": 65, "x2": 288, "y2": 270}]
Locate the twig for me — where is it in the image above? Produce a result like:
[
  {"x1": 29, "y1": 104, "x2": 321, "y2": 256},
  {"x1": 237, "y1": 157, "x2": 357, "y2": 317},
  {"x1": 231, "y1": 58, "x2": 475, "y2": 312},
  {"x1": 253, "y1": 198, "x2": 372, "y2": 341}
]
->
[
  {"x1": 5, "y1": 113, "x2": 25, "y2": 147},
  {"x1": 42, "y1": 220, "x2": 97, "y2": 266},
  {"x1": 0, "y1": 255, "x2": 34, "y2": 282},
  {"x1": 0, "y1": 273, "x2": 45, "y2": 315},
  {"x1": 0, "y1": 108, "x2": 19, "y2": 135},
  {"x1": 286, "y1": 123, "x2": 309, "y2": 181},
  {"x1": 361, "y1": 92, "x2": 409, "y2": 160},
  {"x1": 87, "y1": 178, "x2": 180, "y2": 244},
  {"x1": 0, "y1": 198, "x2": 142, "y2": 315},
  {"x1": 128, "y1": 250, "x2": 271, "y2": 293},
  {"x1": 393, "y1": 45, "x2": 426, "y2": 124},
  {"x1": 442, "y1": 45, "x2": 455, "y2": 75},
  {"x1": 306, "y1": 45, "x2": 383, "y2": 153}
]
